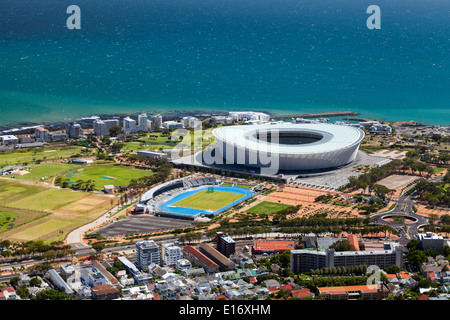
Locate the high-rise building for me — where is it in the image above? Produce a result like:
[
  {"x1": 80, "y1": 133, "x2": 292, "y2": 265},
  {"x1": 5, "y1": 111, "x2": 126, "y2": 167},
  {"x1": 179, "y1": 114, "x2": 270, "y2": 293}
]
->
[
  {"x1": 135, "y1": 240, "x2": 160, "y2": 271},
  {"x1": 161, "y1": 241, "x2": 183, "y2": 266},
  {"x1": 138, "y1": 113, "x2": 148, "y2": 131},
  {"x1": 216, "y1": 232, "x2": 235, "y2": 258},
  {"x1": 67, "y1": 123, "x2": 83, "y2": 138},
  {"x1": 35, "y1": 127, "x2": 51, "y2": 142},
  {"x1": 123, "y1": 117, "x2": 138, "y2": 134},
  {"x1": 93, "y1": 119, "x2": 119, "y2": 136},
  {"x1": 152, "y1": 114, "x2": 163, "y2": 130}
]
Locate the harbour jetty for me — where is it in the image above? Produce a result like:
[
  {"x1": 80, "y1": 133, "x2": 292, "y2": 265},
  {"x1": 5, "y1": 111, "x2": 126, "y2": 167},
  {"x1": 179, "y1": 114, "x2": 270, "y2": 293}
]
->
[{"x1": 271, "y1": 111, "x2": 358, "y2": 120}]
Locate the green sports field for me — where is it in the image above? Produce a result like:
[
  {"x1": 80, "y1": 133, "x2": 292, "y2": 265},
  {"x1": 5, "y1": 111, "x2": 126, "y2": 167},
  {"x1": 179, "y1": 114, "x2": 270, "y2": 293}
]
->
[
  {"x1": 171, "y1": 189, "x2": 245, "y2": 211},
  {"x1": 14, "y1": 162, "x2": 82, "y2": 182},
  {"x1": 0, "y1": 179, "x2": 117, "y2": 243},
  {"x1": 0, "y1": 147, "x2": 82, "y2": 166},
  {"x1": 246, "y1": 201, "x2": 294, "y2": 216},
  {"x1": 63, "y1": 164, "x2": 151, "y2": 190}
]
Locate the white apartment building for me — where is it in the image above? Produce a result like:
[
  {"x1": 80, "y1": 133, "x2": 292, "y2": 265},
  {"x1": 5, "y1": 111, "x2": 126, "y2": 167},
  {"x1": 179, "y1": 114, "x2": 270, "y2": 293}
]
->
[
  {"x1": 123, "y1": 117, "x2": 139, "y2": 134},
  {"x1": 229, "y1": 111, "x2": 270, "y2": 122},
  {"x1": 93, "y1": 119, "x2": 120, "y2": 136},
  {"x1": 0, "y1": 135, "x2": 19, "y2": 146},
  {"x1": 181, "y1": 116, "x2": 202, "y2": 129},
  {"x1": 138, "y1": 113, "x2": 149, "y2": 131},
  {"x1": 161, "y1": 242, "x2": 183, "y2": 266},
  {"x1": 163, "y1": 121, "x2": 183, "y2": 130},
  {"x1": 35, "y1": 127, "x2": 51, "y2": 142},
  {"x1": 67, "y1": 123, "x2": 83, "y2": 138}
]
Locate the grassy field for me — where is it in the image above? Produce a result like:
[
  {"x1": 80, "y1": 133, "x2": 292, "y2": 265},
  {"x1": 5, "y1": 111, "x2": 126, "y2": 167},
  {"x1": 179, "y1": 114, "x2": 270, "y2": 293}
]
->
[
  {"x1": 123, "y1": 129, "x2": 216, "y2": 152},
  {"x1": 433, "y1": 167, "x2": 446, "y2": 174},
  {"x1": 246, "y1": 201, "x2": 294, "y2": 216},
  {"x1": 0, "y1": 147, "x2": 82, "y2": 166},
  {"x1": 63, "y1": 164, "x2": 151, "y2": 190},
  {"x1": 13, "y1": 162, "x2": 83, "y2": 182},
  {"x1": 172, "y1": 189, "x2": 245, "y2": 211},
  {"x1": 0, "y1": 179, "x2": 118, "y2": 243},
  {"x1": 0, "y1": 210, "x2": 16, "y2": 233}
]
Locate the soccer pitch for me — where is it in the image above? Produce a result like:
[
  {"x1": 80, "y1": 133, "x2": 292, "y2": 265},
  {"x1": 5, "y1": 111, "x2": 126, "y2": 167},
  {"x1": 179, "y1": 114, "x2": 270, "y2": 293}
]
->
[
  {"x1": 64, "y1": 164, "x2": 151, "y2": 190},
  {"x1": 246, "y1": 201, "x2": 294, "y2": 216},
  {"x1": 172, "y1": 189, "x2": 245, "y2": 211}
]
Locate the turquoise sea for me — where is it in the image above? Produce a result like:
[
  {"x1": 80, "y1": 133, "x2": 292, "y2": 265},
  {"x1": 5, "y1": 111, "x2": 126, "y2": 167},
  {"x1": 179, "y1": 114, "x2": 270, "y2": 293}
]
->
[{"x1": 0, "y1": 0, "x2": 449, "y2": 126}]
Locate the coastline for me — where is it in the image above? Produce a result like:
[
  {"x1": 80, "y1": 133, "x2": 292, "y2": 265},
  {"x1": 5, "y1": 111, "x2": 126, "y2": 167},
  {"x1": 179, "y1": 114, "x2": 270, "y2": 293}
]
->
[{"x1": 0, "y1": 107, "x2": 436, "y2": 133}]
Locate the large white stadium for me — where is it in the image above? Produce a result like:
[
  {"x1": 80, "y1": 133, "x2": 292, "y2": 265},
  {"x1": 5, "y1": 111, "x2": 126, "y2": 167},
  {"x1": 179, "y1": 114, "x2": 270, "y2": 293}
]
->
[{"x1": 212, "y1": 123, "x2": 365, "y2": 171}]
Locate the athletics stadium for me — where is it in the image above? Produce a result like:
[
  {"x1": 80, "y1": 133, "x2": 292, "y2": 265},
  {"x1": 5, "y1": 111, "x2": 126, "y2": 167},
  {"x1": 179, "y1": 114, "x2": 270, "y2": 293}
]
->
[{"x1": 135, "y1": 177, "x2": 253, "y2": 220}]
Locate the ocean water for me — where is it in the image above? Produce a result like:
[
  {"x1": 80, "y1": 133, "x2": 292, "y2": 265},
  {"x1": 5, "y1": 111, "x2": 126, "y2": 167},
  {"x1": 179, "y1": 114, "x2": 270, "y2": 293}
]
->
[{"x1": 0, "y1": 0, "x2": 449, "y2": 126}]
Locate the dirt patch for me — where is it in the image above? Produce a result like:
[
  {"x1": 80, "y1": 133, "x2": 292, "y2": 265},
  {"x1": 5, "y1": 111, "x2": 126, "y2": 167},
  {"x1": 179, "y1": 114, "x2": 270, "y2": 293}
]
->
[
  {"x1": 377, "y1": 174, "x2": 420, "y2": 190},
  {"x1": 12, "y1": 170, "x2": 29, "y2": 176}
]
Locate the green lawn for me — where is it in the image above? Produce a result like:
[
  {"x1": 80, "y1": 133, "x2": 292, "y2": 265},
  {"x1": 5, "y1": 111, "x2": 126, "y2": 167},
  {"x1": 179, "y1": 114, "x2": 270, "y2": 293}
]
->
[
  {"x1": 0, "y1": 179, "x2": 85, "y2": 211},
  {"x1": 8, "y1": 188, "x2": 86, "y2": 211},
  {"x1": 0, "y1": 147, "x2": 82, "y2": 166},
  {"x1": 11, "y1": 220, "x2": 72, "y2": 241},
  {"x1": 172, "y1": 189, "x2": 245, "y2": 211},
  {"x1": 433, "y1": 167, "x2": 446, "y2": 174},
  {"x1": 246, "y1": 201, "x2": 294, "y2": 216},
  {"x1": 0, "y1": 210, "x2": 16, "y2": 232},
  {"x1": 0, "y1": 179, "x2": 115, "y2": 243},
  {"x1": 14, "y1": 162, "x2": 83, "y2": 182},
  {"x1": 131, "y1": 130, "x2": 216, "y2": 152},
  {"x1": 63, "y1": 164, "x2": 151, "y2": 190}
]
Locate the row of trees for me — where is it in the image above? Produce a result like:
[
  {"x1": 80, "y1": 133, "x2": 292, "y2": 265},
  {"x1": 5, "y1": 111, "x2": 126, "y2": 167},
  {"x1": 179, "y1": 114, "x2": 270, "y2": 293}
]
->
[
  {"x1": 309, "y1": 264, "x2": 368, "y2": 276},
  {"x1": 55, "y1": 176, "x2": 96, "y2": 191},
  {"x1": 0, "y1": 240, "x2": 75, "y2": 259},
  {"x1": 414, "y1": 174, "x2": 450, "y2": 208}
]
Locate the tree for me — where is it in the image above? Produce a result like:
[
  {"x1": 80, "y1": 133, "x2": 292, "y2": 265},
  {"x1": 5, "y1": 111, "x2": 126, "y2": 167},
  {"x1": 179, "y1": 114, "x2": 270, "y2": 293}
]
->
[
  {"x1": 92, "y1": 243, "x2": 105, "y2": 253},
  {"x1": 384, "y1": 265, "x2": 401, "y2": 274},
  {"x1": 9, "y1": 276, "x2": 21, "y2": 288},
  {"x1": 29, "y1": 276, "x2": 42, "y2": 287},
  {"x1": 109, "y1": 125, "x2": 123, "y2": 137},
  {"x1": 33, "y1": 288, "x2": 71, "y2": 300},
  {"x1": 111, "y1": 142, "x2": 125, "y2": 153}
]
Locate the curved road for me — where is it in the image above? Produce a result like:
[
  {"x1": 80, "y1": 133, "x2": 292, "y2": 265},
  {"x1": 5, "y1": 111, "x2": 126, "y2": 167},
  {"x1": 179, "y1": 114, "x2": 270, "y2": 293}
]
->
[{"x1": 370, "y1": 185, "x2": 429, "y2": 246}]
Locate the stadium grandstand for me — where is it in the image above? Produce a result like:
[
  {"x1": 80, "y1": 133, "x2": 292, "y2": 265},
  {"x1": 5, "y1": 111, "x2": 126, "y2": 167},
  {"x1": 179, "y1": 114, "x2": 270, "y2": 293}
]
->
[{"x1": 135, "y1": 176, "x2": 218, "y2": 215}]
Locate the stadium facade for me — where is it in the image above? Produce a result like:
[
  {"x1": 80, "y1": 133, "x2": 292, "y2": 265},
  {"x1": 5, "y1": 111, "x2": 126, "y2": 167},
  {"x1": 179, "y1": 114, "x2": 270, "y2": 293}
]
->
[{"x1": 212, "y1": 124, "x2": 365, "y2": 172}]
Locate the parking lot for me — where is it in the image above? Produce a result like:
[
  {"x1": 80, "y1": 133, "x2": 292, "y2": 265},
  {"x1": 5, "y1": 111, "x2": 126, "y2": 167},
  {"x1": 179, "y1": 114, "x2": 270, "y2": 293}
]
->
[{"x1": 94, "y1": 215, "x2": 195, "y2": 238}]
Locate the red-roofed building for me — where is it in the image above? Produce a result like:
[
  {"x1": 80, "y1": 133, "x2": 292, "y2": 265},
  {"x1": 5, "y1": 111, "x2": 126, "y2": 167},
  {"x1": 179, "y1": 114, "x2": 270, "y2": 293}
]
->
[
  {"x1": 252, "y1": 240, "x2": 295, "y2": 254},
  {"x1": 91, "y1": 284, "x2": 120, "y2": 300},
  {"x1": 217, "y1": 295, "x2": 228, "y2": 300},
  {"x1": 1, "y1": 286, "x2": 17, "y2": 300},
  {"x1": 182, "y1": 246, "x2": 219, "y2": 273},
  {"x1": 318, "y1": 285, "x2": 388, "y2": 300},
  {"x1": 417, "y1": 294, "x2": 429, "y2": 300},
  {"x1": 291, "y1": 288, "x2": 313, "y2": 299},
  {"x1": 0, "y1": 292, "x2": 5, "y2": 300},
  {"x1": 280, "y1": 284, "x2": 293, "y2": 291},
  {"x1": 398, "y1": 272, "x2": 411, "y2": 279},
  {"x1": 426, "y1": 272, "x2": 437, "y2": 281},
  {"x1": 348, "y1": 234, "x2": 360, "y2": 251},
  {"x1": 269, "y1": 287, "x2": 280, "y2": 294},
  {"x1": 249, "y1": 277, "x2": 257, "y2": 284}
]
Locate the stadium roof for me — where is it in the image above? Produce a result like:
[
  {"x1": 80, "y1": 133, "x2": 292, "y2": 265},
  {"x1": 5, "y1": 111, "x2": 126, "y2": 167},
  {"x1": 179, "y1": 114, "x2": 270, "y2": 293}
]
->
[{"x1": 213, "y1": 123, "x2": 364, "y2": 154}]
